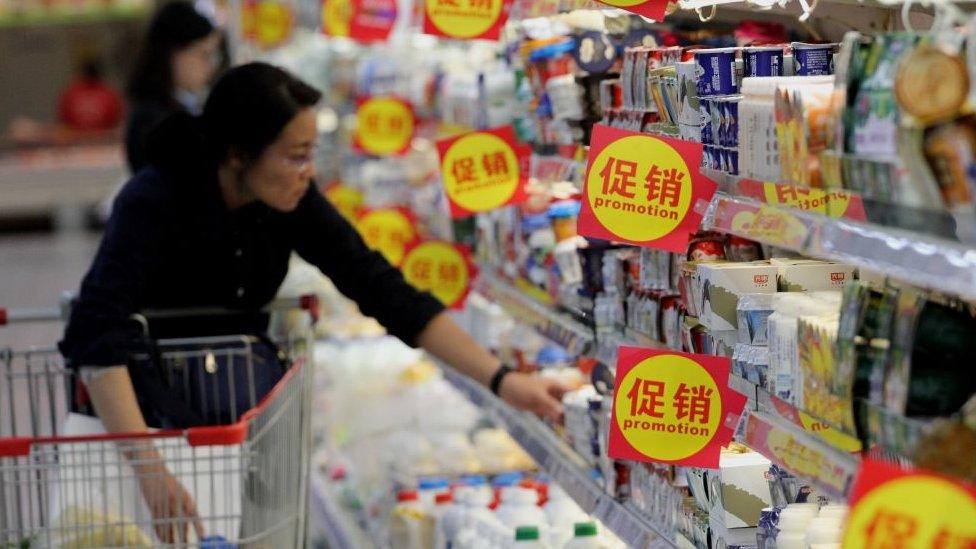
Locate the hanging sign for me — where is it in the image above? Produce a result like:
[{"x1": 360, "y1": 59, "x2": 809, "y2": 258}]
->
[
  {"x1": 736, "y1": 179, "x2": 867, "y2": 221},
  {"x1": 608, "y1": 347, "x2": 747, "y2": 468},
  {"x1": 322, "y1": 0, "x2": 397, "y2": 42},
  {"x1": 401, "y1": 241, "x2": 476, "y2": 309},
  {"x1": 357, "y1": 207, "x2": 419, "y2": 265},
  {"x1": 594, "y1": 0, "x2": 667, "y2": 22},
  {"x1": 242, "y1": 0, "x2": 295, "y2": 49},
  {"x1": 436, "y1": 125, "x2": 528, "y2": 218},
  {"x1": 578, "y1": 125, "x2": 717, "y2": 253},
  {"x1": 353, "y1": 97, "x2": 416, "y2": 157},
  {"x1": 422, "y1": 0, "x2": 511, "y2": 41},
  {"x1": 324, "y1": 182, "x2": 364, "y2": 221},
  {"x1": 843, "y1": 460, "x2": 976, "y2": 548}
]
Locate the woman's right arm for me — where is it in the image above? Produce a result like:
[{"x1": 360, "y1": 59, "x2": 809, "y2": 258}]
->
[{"x1": 60, "y1": 176, "x2": 202, "y2": 542}]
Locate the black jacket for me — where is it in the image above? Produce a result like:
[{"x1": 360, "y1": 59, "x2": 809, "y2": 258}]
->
[
  {"x1": 124, "y1": 99, "x2": 180, "y2": 173},
  {"x1": 60, "y1": 162, "x2": 444, "y2": 367}
]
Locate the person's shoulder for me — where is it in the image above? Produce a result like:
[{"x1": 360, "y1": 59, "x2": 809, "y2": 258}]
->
[{"x1": 113, "y1": 167, "x2": 177, "y2": 214}]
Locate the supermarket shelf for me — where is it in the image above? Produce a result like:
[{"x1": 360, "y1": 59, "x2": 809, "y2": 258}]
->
[
  {"x1": 703, "y1": 192, "x2": 976, "y2": 301},
  {"x1": 476, "y1": 271, "x2": 595, "y2": 357},
  {"x1": 729, "y1": 375, "x2": 861, "y2": 500},
  {"x1": 439, "y1": 363, "x2": 679, "y2": 549},
  {"x1": 0, "y1": 5, "x2": 148, "y2": 28},
  {"x1": 309, "y1": 471, "x2": 380, "y2": 549},
  {"x1": 309, "y1": 471, "x2": 378, "y2": 549}
]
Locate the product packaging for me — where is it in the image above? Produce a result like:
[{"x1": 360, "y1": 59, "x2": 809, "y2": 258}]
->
[{"x1": 698, "y1": 262, "x2": 779, "y2": 332}]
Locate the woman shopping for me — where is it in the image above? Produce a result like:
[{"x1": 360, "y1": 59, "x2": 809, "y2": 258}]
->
[
  {"x1": 60, "y1": 63, "x2": 568, "y2": 543},
  {"x1": 124, "y1": 1, "x2": 223, "y2": 173}
]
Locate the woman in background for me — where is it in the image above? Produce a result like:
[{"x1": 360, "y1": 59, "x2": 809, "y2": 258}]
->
[{"x1": 125, "y1": 1, "x2": 223, "y2": 173}]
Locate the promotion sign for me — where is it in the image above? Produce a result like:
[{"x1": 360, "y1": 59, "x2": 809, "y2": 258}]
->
[
  {"x1": 579, "y1": 125, "x2": 717, "y2": 253},
  {"x1": 843, "y1": 460, "x2": 976, "y2": 547},
  {"x1": 357, "y1": 207, "x2": 418, "y2": 265},
  {"x1": 436, "y1": 126, "x2": 528, "y2": 218},
  {"x1": 242, "y1": 0, "x2": 295, "y2": 49},
  {"x1": 422, "y1": 0, "x2": 511, "y2": 40},
  {"x1": 324, "y1": 182, "x2": 364, "y2": 221},
  {"x1": 322, "y1": 0, "x2": 397, "y2": 42},
  {"x1": 736, "y1": 179, "x2": 867, "y2": 221},
  {"x1": 608, "y1": 347, "x2": 747, "y2": 468},
  {"x1": 594, "y1": 0, "x2": 667, "y2": 22},
  {"x1": 401, "y1": 241, "x2": 476, "y2": 309},
  {"x1": 353, "y1": 97, "x2": 415, "y2": 156}
]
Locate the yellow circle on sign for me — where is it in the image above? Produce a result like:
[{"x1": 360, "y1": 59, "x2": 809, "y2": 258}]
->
[
  {"x1": 597, "y1": 0, "x2": 647, "y2": 6},
  {"x1": 322, "y1": 0, "x2": 352, "y2": 37},
  {"x1": 425, "y1": 0, "x2": 503, "y2": 39},
  {"x1": 358, "y1": 209, "x2": 416, "y2": 265},
  {"x1": 614, "y1": 354, "x2": 722, "y2": 462},
  {"x1": 401, "y1": 241, "x2": 470, "y2": 307},
  {"x1": 254, "y1": 1, "x2": 293, "y2": 48},
  {"x1": 325, "y1": 184, "x2": 363, "y2": 221},
  {"x1": 843, "y1": 475, "x2": 976, "y2": 548},
  {"x1": 442, "y1": 132, "x2": 519, "y2": 214},
  {"x1": 586, "y1": 135, "x2": 693, "y2": 243},
  {"x1": 356, "y1": 98, "x2": 415, "y2": 156}
]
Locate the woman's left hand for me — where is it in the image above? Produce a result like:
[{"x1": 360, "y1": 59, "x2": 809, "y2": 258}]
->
[{"x1": 497, "y1": 372, "x2": 570, "y2": 422}]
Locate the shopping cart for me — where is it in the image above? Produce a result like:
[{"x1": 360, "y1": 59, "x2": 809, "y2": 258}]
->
[{"x1": 0, "y1": 295, "x2": 319, "y2": 548}]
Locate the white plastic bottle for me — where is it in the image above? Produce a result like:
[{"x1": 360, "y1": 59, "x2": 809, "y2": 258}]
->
[
  {"x1": 419, "y1": 477, "x2": 452, "y2": 507},
  {"x1": 564, "y1": 522, "x2": 600, "y2": 548},
  {"x1": 430, "y1": 491, "x2": 455, "y2": 549},
  {"x1": 543, "y1": 486, "x2": 587, "y2": 548},
  {"x1": 513, "y1": 526, "x2": 548, "y2": 548},
  {"x1": 389, "y1": 490, "x2": 431, "y2": 549},
  {"x1": 495, "y1": 487, "x2": 549, "y2": 530},
  {"x1": 439, "y1": 486, "x2": 476, "y2": 549}
]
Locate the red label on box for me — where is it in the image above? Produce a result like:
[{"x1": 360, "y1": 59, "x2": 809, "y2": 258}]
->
[
  {"x1": 579, "y1": 125, "x2": 717, "y2": 253},
  {"x1": 844, "y1": 460, "x2": 976, "y2": 548},
  {"x1": 594, "y1": 0, "x2": 667, "y2": 21},
  {"x1": 401, "y1": 241, "x2": 476, "y2": 309},
  {"x1": 608, "y1": 347, "x2": 746, "y2": 468},
  {"x1": 422, "y1": 0, "x2": 511, "y2": 41},
  {"x1": 436, "y1": 126, "x2": 528, "y2": 218}
]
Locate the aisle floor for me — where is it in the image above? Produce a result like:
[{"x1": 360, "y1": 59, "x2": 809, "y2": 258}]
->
[{"x1": 0, "y1": 232, "x2": 100, "y2": 349}]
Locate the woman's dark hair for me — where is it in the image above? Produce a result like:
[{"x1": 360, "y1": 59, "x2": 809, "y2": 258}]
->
[
  {"x1": 146, "y1": 63, "x2": 322, "y2": 170},
  {"x1": 127, "y1": 2, "x2": 215, "y2": 104}
]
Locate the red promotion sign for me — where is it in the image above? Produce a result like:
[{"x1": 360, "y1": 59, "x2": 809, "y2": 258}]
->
[
  {"x1": 322, "y1": 0, "x2": 397, "y2": 42},
  {"x1": 436, "y1": 126, "x2": 529, "y2": 218},
  {"x1": 356, "y1": 207, "x2": 419, "y2": 266},
  {"x1": 608, "y1": 347, "x2": 747, "y2": 468},
  {"x1": 579, "y1": 125, "x2": 717, "y2": 253},
  {"x1": 844, "y1": 460, "x2": 976, "y2": 547},
  {"x1": 594, "y1": 0, "x2": 667, "y2": 22},
  {"x1": 401, "y1": 241, "x2": 476, "y2": 309},
  {"x1": 735, "y1": 179, "x2": 868, "y2": 221},
  {"x1": 353, "y1": 96, "x2": 416, "y2": 157},
  {"x1": 242, "y1": 0, "x2": 295, "y2": 49},
  {"x1": 422, "y1": 0, "x2": 511, "y2": 41}
]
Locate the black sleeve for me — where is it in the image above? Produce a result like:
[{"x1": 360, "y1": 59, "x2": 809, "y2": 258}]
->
[
  {"x1": 291, "y1": 185, "x2": 445, "y2": 347},
  {"x1": 124, "y1": 103, "x2": 172, "y2": 174},
  {"x1": 59, "y1": 177, "x2": 166, "y2": 366}
]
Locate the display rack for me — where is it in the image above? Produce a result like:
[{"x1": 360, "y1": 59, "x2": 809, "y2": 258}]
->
[
  {"x1": 703, "y1": 192, "x2": 976, "y2": 302},
  {"x1": 439, "y1": 362, "x2": 680, "y2": 549},
  {"x1": 309, "y1": 470, "x2": 385, "y2": 549}
]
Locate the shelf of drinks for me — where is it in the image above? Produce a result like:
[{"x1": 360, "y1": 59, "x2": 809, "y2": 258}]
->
[
  {"x1": 701, "y1": 190, "x2": 976, "y2": 301},
  {"x1": 309, "y1": 470, "x2": 381, "y2": 549},
  {"x1": 439, "y1": 362, "x2": 682, "y2": 549}
]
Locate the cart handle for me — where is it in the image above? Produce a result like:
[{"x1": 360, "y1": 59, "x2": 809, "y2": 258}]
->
[
  {"x1": 0, "y1": 293, "x2": 321, "y2": 326},
  {"x1": 0, "y1": 355, "x2": 306, "y2": 457}
]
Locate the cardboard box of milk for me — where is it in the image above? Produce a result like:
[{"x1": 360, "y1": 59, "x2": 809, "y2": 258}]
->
[
  {"x1": 699, "y1": 262, "x2": 778, "y2": 332},
  {"x1": 774, "y1": 259, "x2": 856, "y2": 292},
  {"x1": 707, "y1": 451, "x2": 773, "y2": 528}
]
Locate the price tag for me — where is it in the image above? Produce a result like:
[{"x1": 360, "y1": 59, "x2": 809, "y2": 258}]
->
[
  {"x1": 400, "y1": 241, "x2": 475, "y2": 309},
  {"x1": 322, "y1": 0, "x2": 397, "y2": 42},
  {"x1": 579, "y1": 125, "x2": 717, "y2": 253},
  {"x1": 422, "y1": 0, "x2": 511, "y2": 40},
  {"x1": 594, "y1": 0, "x2": 667, "y2": 21},
  {"x1": 608, "y1": 347, "x2": 747, "y2": 468},
  {"x1": 324, "y1": 182, "x2": 364, "y2": 221},
  {"x1": 736, "y1": 179, "x2": 868, "y2": 221},
  {"x1": 436, "y1": 126, "x2": 528, "y2": 218},
  {"x1": 844, "y1": 460, "x2": 976, "y2": 547},
  {"x1": 354, "y1": 97, "x2": 415, "y2": 156},
  {"x1": 242, "y1": 0, "x2": 294, "y2": 49},
  {"x1": 356, "y1": 208, "x2": 418, "y2": 265}
]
